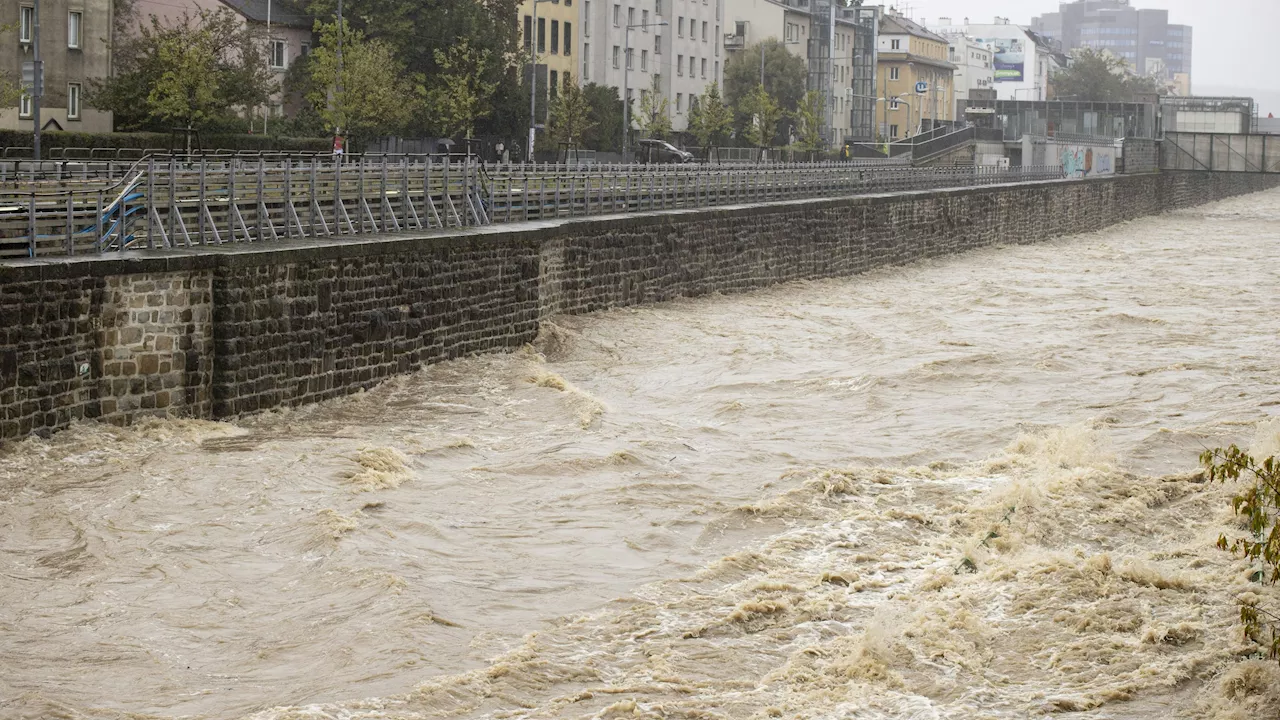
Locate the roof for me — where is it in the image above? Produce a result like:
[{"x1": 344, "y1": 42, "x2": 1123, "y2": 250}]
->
[
  {"x1": 880, "y1": 14, "x2": 949, "y2": 44},
  {"x1": 220, "y1": 0, "x2": 313, "y2": 28}
]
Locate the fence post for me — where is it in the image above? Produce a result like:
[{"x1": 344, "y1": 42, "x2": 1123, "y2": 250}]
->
[
  {"x1": 146, "y1": 156, "x2": 155, "y2": 249},
  {"x1": 95, "y1": 191, "x2": 103, "y2": 253}
]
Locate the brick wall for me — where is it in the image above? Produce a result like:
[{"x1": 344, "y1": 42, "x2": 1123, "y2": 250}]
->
[{"x1": 2, "y1": 171, "x2": 1278, "y2": 442}]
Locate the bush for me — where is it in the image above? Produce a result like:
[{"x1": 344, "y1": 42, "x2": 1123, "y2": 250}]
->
[
  {"x1": 0, "y1": 129, "x2": 330, "y2": 157},
  {"x1": 1202, "y1": 445, "x2": 1280, "y2": 662}
]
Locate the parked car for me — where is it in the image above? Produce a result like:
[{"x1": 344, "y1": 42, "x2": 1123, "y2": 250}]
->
[{"x1": 636, "y1": 139, "x2": 695, "y2": 164}]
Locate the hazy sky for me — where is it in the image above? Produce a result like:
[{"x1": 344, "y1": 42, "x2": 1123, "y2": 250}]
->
[{"x1": 900, "y1": 0, "x2": 1280, "y2": 113}]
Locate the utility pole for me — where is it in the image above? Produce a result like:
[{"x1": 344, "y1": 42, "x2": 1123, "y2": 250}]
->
[{"x1": 32, "y1": 0, "x2": 42, "y2": 163}]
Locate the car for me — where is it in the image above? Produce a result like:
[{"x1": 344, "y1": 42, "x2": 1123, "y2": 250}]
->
[{"x1": 636, "y1": 139, "x2": 695, "y2": 164}]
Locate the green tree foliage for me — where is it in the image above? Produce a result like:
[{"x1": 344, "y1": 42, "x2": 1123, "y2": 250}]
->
[
  {"x1": 636, "y1": 74, "x2": 672, "y2": 140},
  {"x1": 0, "y1": 22, "x2": 19, "y2": 108},
  {"x1": 303, "y1": 0, "x2": 526, "y2": 138},
  {"x1": 306, "y1": 19, "x2": 419, "y2": 147},
  {"x1": 687, "y1": 83, "x2": 733, "y2": 149},
  {"x1": 580, "y1": 83, "x2": 624, "y2": 152},
  {"x1": 1203, "y1": 446, "x2": 1280, "y2": 663},
  {"x1": 742, "y1": 84, "x2": 783, "y2": 149},
  {"x1": 724, "y1": 39, "x2": 806, "y2": 143},
  {"x1": 90, "y1": 10, "x2": 276, "y2": 133},
  {"x1": 430, "y1": 39, "x2": 495, "y2": 139},
  {"x1": 549, "y1": 77, "x2": 594, "y2": 148},
  {"x1": 793, "y1": 89, "x2": 825, "y2": 153},
  {"x1": 1052, "y1": 47, "x2": 1167, "y2": 102}
]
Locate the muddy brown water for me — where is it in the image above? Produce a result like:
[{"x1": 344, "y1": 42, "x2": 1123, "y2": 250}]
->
[{"x1": 3, "y1": 190, "x2": 1280, "y2": 719}]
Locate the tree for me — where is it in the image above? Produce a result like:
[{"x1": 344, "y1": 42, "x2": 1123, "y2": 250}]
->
[
  {"x1": 90, "y1": 10, "x2": 276, "y2": 134},
  {"x1": 581, "y1": 83, "x2": 624, "y2": 152},
  {"x1": 430, "y1": 38, "x2": 496, "y2": 139},
  {"x1": 1052, "y1": 47, "x2": 1167, "y2": 102},
  {"x1": 303, "y1": 0, "x2": 524, "y2": 138},
  {"x1": 635, "y1": 74, "x2": 672, "y2": 140},
  {"x1": 793, "y1": 89, "x2": 825, "y2": 153},
  {"x1": 549, "y1": 77, "x2": 594, "y2": 149},
  {"x1": 724, "y1": 39, "x2": 806, "y2": 143},
  {"x1": 1202, "y1": 446, "x2": 1280, "y2": 664},
  {"x1": 306, "y1": 19, "x2": 419, "y2": 148},
  {"x1": 742, "y1": 84, "x2": 783, "y2": 149},
  {"x1": 688, "y1": 83, "x2": 734, "y2": 149}
]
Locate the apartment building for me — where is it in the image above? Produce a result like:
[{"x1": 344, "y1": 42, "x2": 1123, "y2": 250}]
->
[
  {"x1": 520, "y1": 0, "x2": 577, "y2": 126},
  {"x1": 3, "y1": 0, "x2": 114, "y2": 132},
  {"x1": 878, "y1": 13, "x2": 955, "y2": 139}
]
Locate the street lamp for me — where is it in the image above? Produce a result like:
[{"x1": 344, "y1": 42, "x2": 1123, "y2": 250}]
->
[
  {"x1": 528, "y1": 0, "x2": 554, "y2": 162},
  {"x1": 622, "y1": 20, "x2": 668, "y2": 159}
]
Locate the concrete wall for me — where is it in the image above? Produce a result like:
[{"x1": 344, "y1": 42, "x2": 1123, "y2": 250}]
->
[{"x1": 2, "y1": 171, "x2": 1278, "y2": 441}]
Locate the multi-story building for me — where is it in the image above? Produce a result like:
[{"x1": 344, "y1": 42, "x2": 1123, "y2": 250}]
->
[
  {"x1": 2, "y1": 0, "x2": 114, "y2": 133},
  {"x1": 930, "y1": 18, "x2": 1054, "y2": 102},
  {"x1": 943, "y1": 34, "x2": 993, "y2": 116},
  {"x1": 1031, "y1": 0, "x2": 1192, "y2": 86},
  {"x1": 579, "y1": 0, "x2": 724, "y2": 137},
  {"x1": 520, "y1": 0, "x2": 577, "y2": 130},
  {"x1": 722, "y1": 0, "x2": 879, "y2": 147},
  {"x1": 130, "y1": 0, "x2": 314, "y2": 123},
  {"x1": 877, "y1": 13, "x2": 954, "y2": 139}
]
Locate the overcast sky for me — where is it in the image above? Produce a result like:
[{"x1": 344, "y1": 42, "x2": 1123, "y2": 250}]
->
[{"x1": 901, "y1": 0, "x2": 1280, "y2": 114}]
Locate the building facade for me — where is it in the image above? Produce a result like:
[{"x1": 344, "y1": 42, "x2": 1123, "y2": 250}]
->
[
  {"x1": 1031, "y1": 0, "x2": 1193, "y2": 88},
  {"x1": 3, "y1": 0, "x2": 114, "y2": 133},
  {"x1": 579, "y1": 0, "x2": 724, "y2": 136},
  {"x1": 877, "y1": 13, "x2": 955, "y2": 139},
  {"x1": 520, "y1": 0, "x2": 577, "y2": 131},
  {"x1": 930, "y1": 18, "x2": 1053, "y2": 103},
  {"x1": 943, "y1": 33, "x2": 993, "y2": 116}
]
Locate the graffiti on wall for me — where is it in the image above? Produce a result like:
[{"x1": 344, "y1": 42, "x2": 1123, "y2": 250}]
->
[{"x1": 1061, "y1": 146, "x2": 1115, "y2": 178}]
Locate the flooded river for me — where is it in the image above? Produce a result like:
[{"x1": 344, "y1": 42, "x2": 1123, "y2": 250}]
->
[{"x1": 3, "y1": 190, "x2": 1280, "y2": 719}]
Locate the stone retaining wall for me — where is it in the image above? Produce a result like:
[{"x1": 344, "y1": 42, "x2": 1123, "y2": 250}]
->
[{"x1": 2, "y1": 171, "x2": 1278, "y2": 441}]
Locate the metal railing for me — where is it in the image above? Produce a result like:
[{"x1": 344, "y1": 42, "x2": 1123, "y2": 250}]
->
[{"x1": 0, "y1": 157, "x2": 1068, "y2": 258}]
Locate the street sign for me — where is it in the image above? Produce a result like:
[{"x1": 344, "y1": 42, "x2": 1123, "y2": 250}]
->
[
  {"x1": 21, "y1": 61, "x2": 44, "y2": 97},
  {"x1": 915, "y1": 81, "x2": 928, "y2": 95}
]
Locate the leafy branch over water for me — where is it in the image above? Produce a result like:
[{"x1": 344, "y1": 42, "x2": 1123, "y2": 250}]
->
[{"x1": 1202, "y1": 445, "x2": 1280, "y2": 662}]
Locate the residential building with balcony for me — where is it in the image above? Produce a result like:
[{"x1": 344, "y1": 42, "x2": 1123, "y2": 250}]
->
[{"x1": 3, "y1": 0, "x2": 114, "y2": 133}]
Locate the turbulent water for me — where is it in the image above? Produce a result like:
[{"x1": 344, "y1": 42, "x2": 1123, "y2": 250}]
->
[{"x1": 4, "y1": 190, "x2": 1280, "y2": 720}]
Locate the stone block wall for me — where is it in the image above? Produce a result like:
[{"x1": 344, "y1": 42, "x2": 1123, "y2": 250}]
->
[{"x1": 2, "y1": 171, "x2": 1278, "y2": 441}]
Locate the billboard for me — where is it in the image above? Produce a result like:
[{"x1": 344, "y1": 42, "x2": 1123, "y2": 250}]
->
[{"x1": 977, "y1": 37, "x2": 1025, "y2": 83}]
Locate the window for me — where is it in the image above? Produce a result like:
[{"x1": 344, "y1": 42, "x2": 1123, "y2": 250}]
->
[
  {"x1": 613, "y1": 4, "x2": 620, "y2": 27},
  {"x1": 584, "y1": 2, "x2": 590, "y2": 35},
  {"x1": 678, "y1": 16, "x2": 684, "y2": 36},
  {"x1": 689, "y1": 55, "x2": 695, "y2": 75},
  {"x1": 890, "y1": 66, "x2": 899, "y2": 80},
  {"x1": 700, "y1": 58, "x2": 706, "y2": 77},
  {"x1": 890, "y1": 38, "x2": 900, "y2": 50},
  {"x1": 655, "y1": 35, "x2": 661, "y2": 54},
  {"x1": 702, "y1": 21, "x2": 707, "y2": 41},
  {"x1": 677, "y1": 54, "x2": 683, "y2": 74},
  {"x1": 714, "y1": 60, "x2": 718, "y2": 79},
  {"x1": 735, "y1": 20, "x2": 745, "y2": 36},
  {"x1": 19, "y1": 93, "x2": 32, "y2": 118},
  {"x1": 613, "y1": 45, "x2": 621, "y2": 68},
  {"x1": 270, "y1": 39, "x2": 287, "y2": 68},
  {"x1": 626, "y1": 46, "x2": 633, "y2": 69},
  {"x1": 641, "y1": 49, "x2": 647, "y2": 70},
  {"x1": 565, "y1": 0, "x2": 571, "y2": 6},
  {"x1": 538, "y1": 17, "x2": 546, "y2": 52},
  {"x1": 68, "y1": 11, "x2": 82, "y2": 49},
  {"x1": 628, "y1": 7, "x2": 635, "y2": 26},
  {"x1": 550, "y1": 70, "x2": 559, "y2": 95},
  {"x1": 642, "y1": 10, "x2": 648, "y2": 30},
  {"x1": 564, "y1": 23, "x2": 572, "y2": 55},
  {"x1": 551, "y1": 20, "x2": 559, "y2": 53},
  {"x1": 300, "y1": 42, "x2": 310, "y2": 56},
  {"x1": 655, "y1": 0, "x2": 663, "y2": 16},
  {"x1": 584, "y1": 44, "x2": 590, "y2": 78},
  {"x1": 714, "y1": 25, "x2": 719, "y2": 55},
  {"x1": 676, "y1": 93, "x2": 682, "y2": 111},
  {"x1": 67, "y1": 83, "x2": 81, "y2": 120},
  {"x1": 890, "y1": 123, "x2": 899, "y2": 138},
  {"x1": 524, "y1": 15, "x2": 533, "y2": 50},
  {"x1": 20, "y1": 6, "x2": 34, "y2": 42}
]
